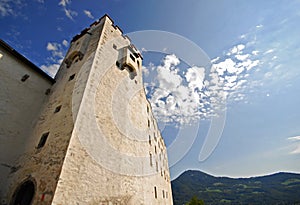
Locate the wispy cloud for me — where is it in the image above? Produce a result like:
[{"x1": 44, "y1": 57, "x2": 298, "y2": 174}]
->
[
  {"x1": 58, "y1": 0, "x2": 77, "y2": 20},
  {"x1": 83, "y1": 9, "x2": 94, "y2": 19},
  {"x1": 0, "y1": 0, "x2": 23, "y2": 17},
  {"x1": 287, "y1": 136, "x2": 300, "y2": 154}
]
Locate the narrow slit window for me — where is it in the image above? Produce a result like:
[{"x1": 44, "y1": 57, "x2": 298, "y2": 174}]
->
[
  {"x1": 129, "y1": 53, "x2": 135, "y2": 62},
  {"x1": 54, "y1": 105, "x2": 62, "y2": 113},
  {"x1": 149, "y1": 135, "x2": 151, "y2": 145},
  {"x1": 37, "y1": 132, "x2": 49, "y2": 149},
  {"x1": 69, "y1": 74, "x2": 75, "y2": 81},
  {"x1": 21, "y1": 74, "x2": 30, "y2": 82},
  {"x1": 150, "y1": 153, "x2": 153, "y2": 166},
  {"x1": 154, "y1": 187, "x2": 157, "y2": 199}
]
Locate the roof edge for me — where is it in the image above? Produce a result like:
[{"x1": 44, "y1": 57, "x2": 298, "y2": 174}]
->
[{"x1": 0, "y1": 39, "x2": 55, "y2": 84}]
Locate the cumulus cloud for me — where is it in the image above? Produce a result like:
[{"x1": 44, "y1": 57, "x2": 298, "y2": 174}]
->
[
  {"x1": 144, "y1": 40, "x2": 263, "y2": 125},
  {"x1": 145, "y1": 54, "x2": 206, "y2": 124},
  {"x1": 83, "y1": 9, "x2": 94, "y2": 19},
  {"x1": 41, "y1": 63, "x2": 60, "y2": 78},
  {"x1": 41, "y1": 41, "x2": 67, "y2": 78}
]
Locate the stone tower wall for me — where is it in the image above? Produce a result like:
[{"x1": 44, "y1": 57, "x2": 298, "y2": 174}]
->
[
  {"x1": 52, "y1": 15, "x2": 173, "y2": 205},
  {"x1": 2, "y1": 15, "x2": 173, "y2": 205}
]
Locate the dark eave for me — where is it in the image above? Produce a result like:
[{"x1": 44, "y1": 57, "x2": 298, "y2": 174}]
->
[{"x1": 0, "y1": 39, "x2": 55, "y2": 84}]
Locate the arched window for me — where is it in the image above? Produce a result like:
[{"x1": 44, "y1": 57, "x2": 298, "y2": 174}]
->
[{"x1": 11, "y1": 179, "x2": 35, "y2": 205}]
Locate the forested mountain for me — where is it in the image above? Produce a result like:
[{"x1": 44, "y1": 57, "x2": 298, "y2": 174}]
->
[{"x1": 172, "y1": 170, "x2": 300, "y2": 205}]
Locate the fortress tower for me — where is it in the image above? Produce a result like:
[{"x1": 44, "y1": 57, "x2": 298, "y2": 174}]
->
[{"x1": 0, "y1": 15, "x2": 173, "y2": 205}]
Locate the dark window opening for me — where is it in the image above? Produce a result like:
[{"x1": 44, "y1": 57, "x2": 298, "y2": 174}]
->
[
  {"x1": 129, "y1": 54, "x2": 135, "y2": 62},
  {"x1": 21, "y1": 74, "x2": 30, "y2": 82},
  {"x1": 162, "y1": 190, "x2": 165, "y2": 198},
  {"x1": 116, "y1": 61, "x2": 120, "y2": 68},
  {"x1": 69, "y1": 74, "x2": 75, "y2": 81},
  {"x1": 54, "y1": 105, "x2": 62, "y2": 113},
  {"x1": 154, "y1": 187, "x2": 157, "y2": 199},
  {"x1": 137, "y1": 60, "x2": 140, "y2": 67},
  {"x1": 148, "y1": 120, "x2": 150, "y2": 127},
  {"x1": 149, "y1": 135, "x2": 151, "y2": 145},
  {"x1": 11, "y1": 180, "x2": 35, "y2": 205},
  {"x1": 113, "y1": 44, "x2": 117, "y2": 49},
  {"x1": 37, "y1": 132, "x2": 49, "y2": 149},
  {"x1": 150, "y1": 153, "x2": 152, "y2": 166},
  {"x1": 147, "y1": 106, "x2": 149, "y2": 113},
  {"x1": 45, "y1": 88, "x2": 51, "y2": 95}
]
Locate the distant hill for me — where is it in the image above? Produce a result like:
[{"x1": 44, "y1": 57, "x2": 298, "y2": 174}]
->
[{"x1": 171, "y1": 170, "x2": 300, "y2": 205}]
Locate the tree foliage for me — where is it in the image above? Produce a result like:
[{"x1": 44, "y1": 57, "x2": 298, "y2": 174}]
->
[{"x1": 186, "y1": 196, "x2": 205, "y2": 205}]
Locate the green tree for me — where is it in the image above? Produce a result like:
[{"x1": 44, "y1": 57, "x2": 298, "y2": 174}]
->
[{"x1": 186, "y1": 196, "x2": 205, "y2": 205}]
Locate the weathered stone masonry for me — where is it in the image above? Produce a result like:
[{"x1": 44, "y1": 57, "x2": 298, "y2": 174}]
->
[{"x1": 0, "y1": 15, "x2": 173, "y2": 205}]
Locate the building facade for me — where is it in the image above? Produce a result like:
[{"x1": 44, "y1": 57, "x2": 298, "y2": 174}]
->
[{"x1": 0, "y1": 15, "x2": 173, "y2": 205}]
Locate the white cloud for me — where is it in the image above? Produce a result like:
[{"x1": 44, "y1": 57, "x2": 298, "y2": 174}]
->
[
  {"x1": 288, "y1": 136, "x2": 300, "y2": 141},
  {"x1": 58, "y1": 0, "x2": 77, "y2": 20},
  {"x1": 62, "y1": 39, "x2": 68, "y2": 47},
  {"x1": 40, "y1": 64, "x2": 60, "y2": 78},
  {"x1": 64, "y1": 8, "x2": 77, "y2": 20},
  {"x1": 229, "y1": 44, "x2": 245, "y2": 55},
  {"x1": 0, "y1": 0, "x2": 22, "y2": 17},
  {"x1": 287, "y1": 136, "x2": 300, "y2": 155},
  {"x1": 59, "y1": 0, "x2": 71, "y2": 7},
  {"x1": 83, "y1": 9, "x2": 94, "y2": 19},
  {"x1": 235, "y1": 54, "x2": 250, "y2": 61},
  {"x1": 264, "y1": 49, "x2": 274, "y2": 54},
  {"x1": 42, "y1": 41, "x2": 67, "y2": 77},
  {"x1": 46, "y1": 42, "x2": 58, "y2": 51},
  {"x1": 146, "y1": 54, "x2": 206, "y2": 124}
]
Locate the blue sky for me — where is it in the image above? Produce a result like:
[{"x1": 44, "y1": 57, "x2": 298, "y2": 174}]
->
[{"x1": 1, "y1": 0, "x2": 300, "y2": 179}]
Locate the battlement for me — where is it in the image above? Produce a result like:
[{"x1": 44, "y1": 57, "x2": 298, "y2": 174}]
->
[{"x1": 71, "y1": 14, "x2": 122, "y2": 43}]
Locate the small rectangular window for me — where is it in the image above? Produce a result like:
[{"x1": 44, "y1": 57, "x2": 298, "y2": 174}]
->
[
  {"x1": 149, "y1": 135, "x2": 151, "y2": 145},
  {"x1": 156, "y1": 161, "x2": 158, "y2": 172},
  {"x1": 21, "y1": 74, "x2": 30, "y2": 82},
  {"x1": 54, "y1": 105, "x2": 62, "y2": 113},
  {"x1": 162, "y1": 190, "x2": 165, "y2": 198},
  {"x1": 37, "y1": 132, "x2": 49, "y2": 149},
  {"x1": 150, "y1": 153, "x2": 153, "y2": 166},
  {"x1": 129, "y1": 53, "x2": 135, "y2": 62},
  {"x1": 154, "y1": 187, "x2": 157, "y2": 199},
  {"x1": 69, "y1": 74, "x2": 75, "y2": 81}
]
